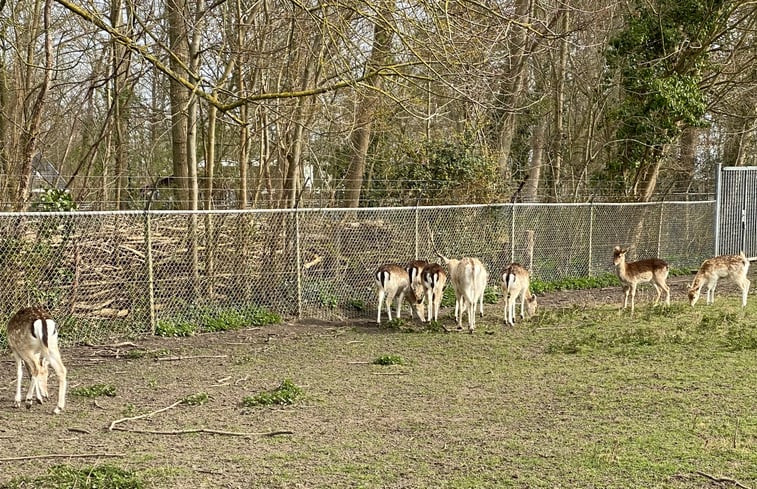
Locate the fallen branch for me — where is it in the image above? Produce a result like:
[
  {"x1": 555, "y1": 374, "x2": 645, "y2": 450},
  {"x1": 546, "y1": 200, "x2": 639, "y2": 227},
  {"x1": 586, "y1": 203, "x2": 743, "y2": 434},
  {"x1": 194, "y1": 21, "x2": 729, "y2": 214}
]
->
[
  {"x1": 695, "y1": 471, "x2": 751, "y2": 489},
  {"x1": 110, "y1": 427, "x2": 293, "y2": 438},
  {"x1": 109, "y1": 400, "x2": 184, "y2": 431},
  {"x1": 0, "y1": 453, "x2": 124, "y2": 462},
  {"x1": 155, "y1": 355, "x2": 228, "y2": 362}
]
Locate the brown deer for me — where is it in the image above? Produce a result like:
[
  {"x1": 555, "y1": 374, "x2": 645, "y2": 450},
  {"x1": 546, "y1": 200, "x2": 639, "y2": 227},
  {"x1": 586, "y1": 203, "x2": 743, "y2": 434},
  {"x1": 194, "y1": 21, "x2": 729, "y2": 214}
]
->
[
  {"x1": 375, "y1": 264, "x2": 425, "y2": 323},
  {"x1": 688, "y1": 252, "x2": 750, "y2": 307},
  {"x1": 421, "y1": 263, "x2": 447, "y2": 322},
  {"x1": 612, "y1": 246, "x2": 670, "y2": 314},
  {"x1": 7, "y1": 307, "x2": 68, "y2": 414},
  {"x1": 501, "y1": 263, "x2": 538, "y2": 326}
]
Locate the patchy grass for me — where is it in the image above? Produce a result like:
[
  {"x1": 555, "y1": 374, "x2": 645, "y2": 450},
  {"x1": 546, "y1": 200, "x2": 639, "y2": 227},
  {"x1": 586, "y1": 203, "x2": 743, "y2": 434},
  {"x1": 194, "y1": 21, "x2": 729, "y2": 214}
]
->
[
  {"x1": 373, "y1": 354, "x2": 406, "y2": 366},
  {"x1": 0, "y1": 292, "x2": 755, "y2": 488},
  {"x1": 241, "y1": 379, "x2": 304, "y2": 408},
  {"x1": 0, "y1": 464, "x2": 142, "y2": 489},
  {"x1": 71, "y1": 383, "x2": 117, "y2": 398}
]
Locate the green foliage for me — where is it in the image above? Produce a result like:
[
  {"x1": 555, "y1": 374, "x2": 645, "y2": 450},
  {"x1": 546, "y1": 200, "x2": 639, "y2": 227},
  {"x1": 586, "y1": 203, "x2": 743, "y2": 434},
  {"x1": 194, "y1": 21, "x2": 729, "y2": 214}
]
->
[
  {"x1": 605, "y1": 0, "x2": 725, "y2": 175},
  {"x1": 0, "y1": 464, "x2": 142, "y2": 489},
  {"x1": 202, "y1": 309, "x2": 248, "y2": 332},
  {"x1": 71, "y1": 383, "x2": 116, "y2": 398},
  {"x1": 380, "y1": 318, "x2": 407, "y2": 330},
  {"x1": 182, "y1": 392, "x2": 211, "y2": 406},
  {"x1": 154, "y1": 319, "x2": 196, "y2": 337},
  {"x1": 373, "y1": 354, "x2": 406, "y2": 366},
  {"x1": 440, "y1": 286, "x2": 457, "y2": 308},
  {"x1": 152, "y1": 305, "x2": 280, "y2": 337},
  {"x1": 242, "y1": 379, "x2": 303, "y2": 408},
  {"x1": 32, "y1": 189, "x2": 77, "y2": 212},
  {"x1": 531, "y1": 273, "x2": 620, "y2": 295},
  {"x1": 367, "y1": 133, "x2": 498, "y2": 204},
  {"x1": 483, "y1": 285, "x2": 501, "y2": 304},
  {"x1": 347, "y1": 298, "x2": 365, "y2": 311}
]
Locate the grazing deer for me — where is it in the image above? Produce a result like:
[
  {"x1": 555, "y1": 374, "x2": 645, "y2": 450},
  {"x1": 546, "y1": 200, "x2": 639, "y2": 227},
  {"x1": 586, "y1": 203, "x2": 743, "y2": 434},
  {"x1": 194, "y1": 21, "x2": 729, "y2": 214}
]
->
[
  {"x1": 435, "y1": 251, "x2": 486, "y2": 333},
  {"x1": 375, "y1": 264, "x2": 425, "y2": 323},
  {"x1": 501, "y1": 263, "x2": 538, "y2": 326},
  {"x1": 7, "y1": 307, "x2": 68, "y2": 414},
  {"x1": 688, "y1": 252, "x2": 750, "y2": 307},
  {"x1": 421, "y1": 263, "x2": 447, "y2": 322},
  {"x1": 612, "y1": 246, "x2": 670, "y2": 314},
  {"x1": 406, "y1": 259, "x2": 429, "y2": 288}
]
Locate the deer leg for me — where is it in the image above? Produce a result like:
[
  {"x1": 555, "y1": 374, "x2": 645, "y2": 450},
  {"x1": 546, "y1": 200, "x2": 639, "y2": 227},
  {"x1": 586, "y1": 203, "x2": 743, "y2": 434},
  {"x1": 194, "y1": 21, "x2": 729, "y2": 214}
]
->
[
  {"x1": 47, "y1": 348, "x2": 67, "y2": 414},
  {"x1": 14, "y1": 359, "x2": 24, "y2": 408}
]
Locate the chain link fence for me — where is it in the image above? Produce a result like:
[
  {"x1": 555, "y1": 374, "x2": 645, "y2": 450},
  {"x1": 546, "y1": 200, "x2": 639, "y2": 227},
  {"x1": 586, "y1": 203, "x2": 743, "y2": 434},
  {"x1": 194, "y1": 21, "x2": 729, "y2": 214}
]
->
[{"x1": 0, "y1": 201, "x2": 715, "y2": 346}]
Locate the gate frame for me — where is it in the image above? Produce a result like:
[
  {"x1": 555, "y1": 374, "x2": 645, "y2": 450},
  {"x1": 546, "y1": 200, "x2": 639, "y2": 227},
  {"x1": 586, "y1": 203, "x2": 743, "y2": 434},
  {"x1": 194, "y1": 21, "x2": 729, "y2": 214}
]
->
[{"x1": 714, "y1": 163, "x2": 757, "y2": 258}]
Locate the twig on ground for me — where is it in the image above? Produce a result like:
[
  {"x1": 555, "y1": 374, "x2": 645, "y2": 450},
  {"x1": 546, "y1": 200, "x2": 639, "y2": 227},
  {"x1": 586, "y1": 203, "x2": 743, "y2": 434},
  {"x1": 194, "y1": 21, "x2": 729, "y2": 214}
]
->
[
  {"x1": 155, "y1": 355, "x2": 228, "y2": 362},
  {"x1": 110, "y1": 427, "x2": 293, "y2": 438},
  {"x1": 0, "y1": 453, "x2": 125, "y2": 462},
  {"x1": 109, "y1": 400, "x2": 184, "y2": 431},
  {"x1": 694, "y1": 471, "x2": 751, "y2": 489},
  {"x1": 67, "y1": 428, "x2": 91, "y2": 434}
]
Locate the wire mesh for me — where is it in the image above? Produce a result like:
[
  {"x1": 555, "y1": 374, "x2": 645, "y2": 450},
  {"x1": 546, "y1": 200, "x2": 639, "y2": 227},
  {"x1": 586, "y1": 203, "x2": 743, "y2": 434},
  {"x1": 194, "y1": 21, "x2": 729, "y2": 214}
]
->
[{"x1": 0, "y1": 201, "x2": 716, "y2": 347}]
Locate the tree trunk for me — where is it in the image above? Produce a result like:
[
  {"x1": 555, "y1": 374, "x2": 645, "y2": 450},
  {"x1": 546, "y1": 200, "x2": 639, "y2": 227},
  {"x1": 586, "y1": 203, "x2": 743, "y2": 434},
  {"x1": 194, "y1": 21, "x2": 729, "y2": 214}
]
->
[
  {"x1": 16, "y1": 0, "x2": 53, "y2": 211},
  {"x1": 341, "y1": 13, "x2": 393, "y2": 208},
  {"x1": 111, "y1": 0, "x2": 131, "y2": 210},
  {"x1": 551, "y1": 8, "x2": 569, "y2": 201},
  {"x1": 494, "y1": 0, "x2": 532, "y2": 182},
  {"x1": 166, "y1": 0, "x2": 191, "y2": 209},
  {"x1": 523, "y1": 118, "x2": 546, "y2": 202}
]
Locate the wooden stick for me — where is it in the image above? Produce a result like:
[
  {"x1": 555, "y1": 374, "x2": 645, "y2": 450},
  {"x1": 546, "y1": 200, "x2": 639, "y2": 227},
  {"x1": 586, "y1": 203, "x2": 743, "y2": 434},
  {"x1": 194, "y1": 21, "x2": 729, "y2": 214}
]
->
[
  {"x1": 155, "y1": 355, "x2": 228, "y2": 362},
  {"x1": 109, "y1": 400, "x2": 183, "y2": 430},
  {"x1": 0, "y1": 453, "x2": 125, "y2": 462},
  {"x1": 110, "y1": 427, "x2": 293, "y2": 437},
  {"x1": 694, "y1": 471, "x2": 751, "y2": 489}
]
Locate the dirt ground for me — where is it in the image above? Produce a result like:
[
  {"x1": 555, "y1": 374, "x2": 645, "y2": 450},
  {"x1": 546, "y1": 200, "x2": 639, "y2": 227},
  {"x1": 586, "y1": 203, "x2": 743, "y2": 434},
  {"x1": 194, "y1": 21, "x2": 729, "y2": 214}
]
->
[{"x1": 0, "y1": 272, "x2": 750, "y2": 488}]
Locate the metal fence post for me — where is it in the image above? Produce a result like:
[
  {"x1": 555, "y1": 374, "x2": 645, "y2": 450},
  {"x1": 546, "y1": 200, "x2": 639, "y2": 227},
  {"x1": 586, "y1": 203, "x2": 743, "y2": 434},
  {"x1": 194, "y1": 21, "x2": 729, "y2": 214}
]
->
[
  {"x1": 295, "y1": 208, "x2": 303, "y2": 320},
  {"x1": 588, "y1": 203, "x2": 594, "y2": 276},
  {"x1": 414, "y1": 204, "x2": 420, "y2": 259},
  {"x1": 144, "y1": 211, "x2": 156, "y2": 335},
  {"x1": 657, "y1": 201, "x2": 664, "y2": 259},
  {"x1": 510, "y1": 203, "x2": 516, "y2": 262},
  {"x1": 714, "y1": 163, "x2": 722, "y2": 255}
]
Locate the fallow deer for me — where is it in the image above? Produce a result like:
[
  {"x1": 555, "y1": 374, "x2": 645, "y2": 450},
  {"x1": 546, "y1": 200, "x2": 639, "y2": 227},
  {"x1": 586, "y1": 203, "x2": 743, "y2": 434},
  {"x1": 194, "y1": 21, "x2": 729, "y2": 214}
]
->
[
  {"x1": 375, "y1": 264, "x2": 425, "y2": 323},
  {"x1": 501, "y1": 263, "x2": 537, "y2": 326},
  {"x1": 688, "y1": 252, "x2": 750, "y2": 307},
  {"x1": 421, "y1": 263, "x2": 447, "y2": 322},
  {"x1": 612, "y1": 246, "x2": 670, "y2": 314},
  {"x1": 7, "y1": 307, "x2": 68, "y2": 414}
]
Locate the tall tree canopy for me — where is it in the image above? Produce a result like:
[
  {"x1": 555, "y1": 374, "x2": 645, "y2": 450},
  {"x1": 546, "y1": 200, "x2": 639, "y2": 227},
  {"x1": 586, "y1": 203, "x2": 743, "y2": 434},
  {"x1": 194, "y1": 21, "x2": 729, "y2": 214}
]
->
[{"x1": 0, "y1": 0, "x2": 755, "y2": 210}]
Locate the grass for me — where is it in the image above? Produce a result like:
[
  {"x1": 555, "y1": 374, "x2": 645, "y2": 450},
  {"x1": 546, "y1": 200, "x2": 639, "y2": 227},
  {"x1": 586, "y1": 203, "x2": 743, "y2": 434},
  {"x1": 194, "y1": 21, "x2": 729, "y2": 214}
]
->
[
  {"x1": 0, "y1": 293, "x2": 754, "y2": 488},
  {"x1": 1, "y1": 465, "x2": 143, "y2": 489},
  {"x1": 241, "y1": 379, "x2": 304, "y2": 407},
  {"x1": 71, "y1": 383, "x2": 117, "y2": 398}
]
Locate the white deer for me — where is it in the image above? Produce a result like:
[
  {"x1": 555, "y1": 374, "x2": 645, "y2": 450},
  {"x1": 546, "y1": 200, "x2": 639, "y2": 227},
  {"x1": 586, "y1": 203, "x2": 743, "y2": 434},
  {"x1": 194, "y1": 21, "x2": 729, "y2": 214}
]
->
[
  {"x1": 435, "y1": 251, "x2": 486, "y2": 333},
  {"x1": 7, "y1": 307, "x2": 68, "y2": 414},
  {"x1": 612, "y1": 246, "x2": 670, "y2": 314},
  {"x1": 501, "y1": 263, "x2": 538, "y2": 326},
  {"x1": 688, "y1": 252, "x2": 750, "y2": 307},
  {"x1": 375, "y1": 264, "x2": 425, "y2": 323}
]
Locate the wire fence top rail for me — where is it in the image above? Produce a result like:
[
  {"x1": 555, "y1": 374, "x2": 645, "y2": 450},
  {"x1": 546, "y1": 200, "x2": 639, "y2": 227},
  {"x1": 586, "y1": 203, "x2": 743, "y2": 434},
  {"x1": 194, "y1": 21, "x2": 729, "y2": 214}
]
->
[{"x1": 0, "y1": 199, "x2": 718, "y2": 218}]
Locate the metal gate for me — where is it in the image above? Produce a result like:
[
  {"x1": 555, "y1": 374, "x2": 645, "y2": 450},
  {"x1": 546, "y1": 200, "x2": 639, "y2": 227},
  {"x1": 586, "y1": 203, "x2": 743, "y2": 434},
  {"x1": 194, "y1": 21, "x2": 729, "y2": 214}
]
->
[{"x1": 715, "y1": 165, "x2": 757, "y2": 258}]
